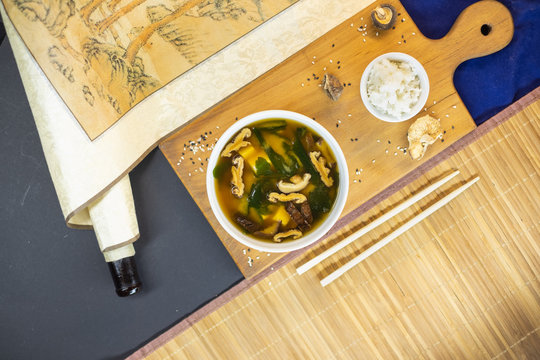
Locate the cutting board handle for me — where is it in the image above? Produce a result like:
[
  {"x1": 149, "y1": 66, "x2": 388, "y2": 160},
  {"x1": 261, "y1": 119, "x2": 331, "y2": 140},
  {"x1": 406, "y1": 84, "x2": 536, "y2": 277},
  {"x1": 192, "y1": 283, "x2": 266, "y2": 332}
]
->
[{"x1": 436, "y1": 1, "x2": 513, "y2": 67}]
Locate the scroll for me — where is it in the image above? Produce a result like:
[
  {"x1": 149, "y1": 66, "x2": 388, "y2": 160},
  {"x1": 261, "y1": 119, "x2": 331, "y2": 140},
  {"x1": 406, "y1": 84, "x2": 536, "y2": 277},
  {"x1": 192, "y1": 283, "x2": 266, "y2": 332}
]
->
[{"x1": 1, "y1": 0, "x2": 374, "y2": 295}]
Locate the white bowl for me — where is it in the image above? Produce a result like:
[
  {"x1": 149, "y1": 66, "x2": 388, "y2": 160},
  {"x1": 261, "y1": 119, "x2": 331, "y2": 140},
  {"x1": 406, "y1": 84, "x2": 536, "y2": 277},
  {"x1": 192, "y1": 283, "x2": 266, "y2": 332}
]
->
[
  {"x1": 206, "y1": 110, "x2": 349, "y2": 253},
  {"x1": 360, "y1": 52, "x2": 429, "y2": 123}
]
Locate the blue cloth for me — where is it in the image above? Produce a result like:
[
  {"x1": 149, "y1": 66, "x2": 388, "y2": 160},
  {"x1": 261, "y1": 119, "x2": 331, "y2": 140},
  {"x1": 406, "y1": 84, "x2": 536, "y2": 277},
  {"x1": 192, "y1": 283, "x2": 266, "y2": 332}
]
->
[{"x1": 402, "y1": 0, "x2": 540, "y2": 125}]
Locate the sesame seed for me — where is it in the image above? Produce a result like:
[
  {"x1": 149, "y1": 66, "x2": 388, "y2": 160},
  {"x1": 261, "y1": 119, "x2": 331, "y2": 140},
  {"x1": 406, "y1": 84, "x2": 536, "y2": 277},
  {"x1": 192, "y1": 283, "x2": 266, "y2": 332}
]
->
[
  {"x1": 372, "y1": 159, "x2": 375, "y2": 163},
  {"x1": 452, "y1": 105, "x2": 457, "y2": 109},
  {"x1": 348, "y1": 114, "x2": 352, "y2": 117},
  {"x1": 311, "y1": 61, "x2": 315, "y2": 64},
  {"x1": 445, "y1": 114, "x2": 449, "y2": 117},
  {"x1": 394, "y1": 152, "x2": 398, "y2": 156}
]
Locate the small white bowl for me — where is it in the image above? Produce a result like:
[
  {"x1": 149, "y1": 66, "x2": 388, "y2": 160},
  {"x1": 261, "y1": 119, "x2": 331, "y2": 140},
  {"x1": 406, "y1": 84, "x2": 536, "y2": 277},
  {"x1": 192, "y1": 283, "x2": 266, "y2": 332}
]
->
[
  {"x1": 206, "y1": 110, "x2": 349, "y2": 253},
  {"x1": 360, "y1": 52, "x2": 429, "y2": 123}
]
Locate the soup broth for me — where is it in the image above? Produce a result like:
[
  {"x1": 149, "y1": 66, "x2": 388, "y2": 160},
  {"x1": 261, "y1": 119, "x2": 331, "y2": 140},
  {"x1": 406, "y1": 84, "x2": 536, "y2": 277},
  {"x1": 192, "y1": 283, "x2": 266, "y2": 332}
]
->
[{"x1": 214, "y1": 119, "x2": 339, "y2": 243}]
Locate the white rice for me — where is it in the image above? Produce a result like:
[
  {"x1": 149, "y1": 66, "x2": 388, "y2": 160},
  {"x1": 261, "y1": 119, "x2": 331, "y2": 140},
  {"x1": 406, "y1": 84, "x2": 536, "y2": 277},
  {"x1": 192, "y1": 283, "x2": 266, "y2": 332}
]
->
[{"x1": 367, "y1": 58, "x2": 421, "y2": 118}]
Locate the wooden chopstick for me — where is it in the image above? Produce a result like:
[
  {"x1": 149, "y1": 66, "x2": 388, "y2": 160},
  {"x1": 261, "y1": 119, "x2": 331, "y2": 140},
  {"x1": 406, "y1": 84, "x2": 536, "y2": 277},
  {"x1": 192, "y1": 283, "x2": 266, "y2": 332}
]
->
[
  {"x1": 320, "y1": 176, "x2": 480, "y2": 287},
  {"x1": 296, "y1": 170, "x2": 461, "y2": 275}
]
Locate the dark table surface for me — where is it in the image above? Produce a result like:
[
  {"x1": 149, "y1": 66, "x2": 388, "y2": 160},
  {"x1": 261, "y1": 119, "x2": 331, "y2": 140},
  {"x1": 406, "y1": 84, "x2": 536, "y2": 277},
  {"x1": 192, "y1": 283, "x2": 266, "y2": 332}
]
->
[
  {"x1": 1, "y1": 0, "x2": 539, "y2": 358},
  {"x1": 0, "y1": 31, "x2": 243, "y2": 359}
]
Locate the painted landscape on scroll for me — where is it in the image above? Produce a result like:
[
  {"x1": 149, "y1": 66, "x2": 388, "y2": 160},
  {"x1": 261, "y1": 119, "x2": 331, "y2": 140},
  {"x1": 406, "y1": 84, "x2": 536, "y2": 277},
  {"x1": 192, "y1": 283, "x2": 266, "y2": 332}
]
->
[{"x1": 2, "y1": 0, "x2": 297, "y2": 139}]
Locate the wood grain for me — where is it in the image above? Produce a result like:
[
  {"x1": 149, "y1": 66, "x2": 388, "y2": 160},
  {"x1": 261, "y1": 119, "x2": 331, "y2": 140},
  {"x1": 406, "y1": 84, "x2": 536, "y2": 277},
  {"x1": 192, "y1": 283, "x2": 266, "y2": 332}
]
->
[
  {"x1": 159, "y1": 0, "x2": 513, "y2": 278},
  {"x1": 137, "y1": 98, "x2": 540, "y2": 360}
]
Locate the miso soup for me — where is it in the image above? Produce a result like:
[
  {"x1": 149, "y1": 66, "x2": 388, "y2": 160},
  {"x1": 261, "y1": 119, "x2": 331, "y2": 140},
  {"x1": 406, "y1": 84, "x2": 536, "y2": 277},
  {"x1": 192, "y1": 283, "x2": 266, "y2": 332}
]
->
[{"x1": 213, "y1": 119, "x2": 339, "y2": 243}]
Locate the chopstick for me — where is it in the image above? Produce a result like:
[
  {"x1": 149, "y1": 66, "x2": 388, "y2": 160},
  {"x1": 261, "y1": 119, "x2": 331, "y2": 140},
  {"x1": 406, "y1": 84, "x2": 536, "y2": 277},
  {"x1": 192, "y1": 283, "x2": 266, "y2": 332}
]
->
[
  {"x1": 320, "y1": 176, "x2": 479, "y2": 287},
  {"x1": 296, "y1": 170, "x2": 461, "y2": 275}
]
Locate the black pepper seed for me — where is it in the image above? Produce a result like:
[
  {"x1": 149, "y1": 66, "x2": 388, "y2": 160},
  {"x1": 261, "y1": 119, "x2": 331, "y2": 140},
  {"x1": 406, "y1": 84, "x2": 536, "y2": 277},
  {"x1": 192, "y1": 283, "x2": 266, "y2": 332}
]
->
[
  {"x1": 401, "y1": 35, "x2": 404, "y2": 38},
  {"x1": 452, "y1": 125, "x2": 455, "y2": 129},
  {"x1": 398, "y1": 12, "x2": 401, "y2": 16},
  {"x1": 441, "y1": 139, "x2": 445, "y2": 142},
  {"x1": 332, "y1": 43, "x2": 335, "y2": 47},
  {"x1": 388, "y1": 140, "x2": 391, "y2": 144},
  {"x1": 348, "y1": 83, "x2": 351, "y2": 86},
  {"x1": 392, "y1": 26, "x2": 395, "y2": 30},
  {"x1": 336, "y1": 124, "x2": 339, "y2": 128},
  {"x1": 201, "y1": 162, "x2": 204, "y2": 166},
  {"x1": 443, "y1": 130, "x2": 447, "y2": 134},
  {"x1": 338, "y1": 66, "x2": 341, "y2": 69},
  {"x1": 235, "y1": 117, "x2": 238, "y2": 120},
  {"x1": 209, "y1": 131, "x2": 212, "y2": 134},
  {"x1": 403, "y1": 40, "x2": 406, "y2": 43},
  {"x1": 355, "y1": 138, "x2": 358, "y2": 141},
  {"x1": 192, "y1": 161, "x2": 195, "y2": 164},
  {"x1": 337, "y1": 61, "x2": 341, "y2": 64}
]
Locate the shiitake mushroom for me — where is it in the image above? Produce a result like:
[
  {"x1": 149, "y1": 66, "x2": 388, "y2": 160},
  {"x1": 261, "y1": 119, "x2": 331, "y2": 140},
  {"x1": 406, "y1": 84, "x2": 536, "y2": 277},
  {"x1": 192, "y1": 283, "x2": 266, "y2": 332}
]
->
[{"x1": 371, "y1": 4, "x2": 397, "y2": 30}]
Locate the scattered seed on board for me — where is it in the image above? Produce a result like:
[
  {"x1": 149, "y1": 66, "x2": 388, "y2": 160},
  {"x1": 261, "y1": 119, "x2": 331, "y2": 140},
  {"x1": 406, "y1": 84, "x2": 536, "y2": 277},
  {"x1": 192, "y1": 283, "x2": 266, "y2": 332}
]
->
[
  {"x1": 372, "y1": 159, "x2": 376, "y2": 163},
  {"x1": 452, "y1": 105, "x2": 457, "y2": 109}
]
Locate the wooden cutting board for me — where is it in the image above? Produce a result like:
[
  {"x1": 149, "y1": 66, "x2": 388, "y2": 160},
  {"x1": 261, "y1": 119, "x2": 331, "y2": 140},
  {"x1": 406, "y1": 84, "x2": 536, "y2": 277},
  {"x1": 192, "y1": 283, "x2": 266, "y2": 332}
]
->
[{"x1": 159, "y1": 0, "x2": 513, "y2": 278}]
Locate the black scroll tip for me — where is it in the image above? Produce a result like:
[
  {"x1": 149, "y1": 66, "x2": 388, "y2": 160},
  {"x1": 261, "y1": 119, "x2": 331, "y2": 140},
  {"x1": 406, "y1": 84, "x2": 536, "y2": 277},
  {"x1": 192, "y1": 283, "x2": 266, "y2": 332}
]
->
[{"x1": 108, "y1": 256, "x2": 142, "y2": 297}]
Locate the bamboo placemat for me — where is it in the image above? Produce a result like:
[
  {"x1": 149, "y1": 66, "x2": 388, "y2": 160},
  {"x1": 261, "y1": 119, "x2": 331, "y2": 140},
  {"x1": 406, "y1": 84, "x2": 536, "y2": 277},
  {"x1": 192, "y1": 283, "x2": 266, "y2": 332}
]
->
[{"x1": 131, "y1": 93, "x2": 540, "y2": 359}]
